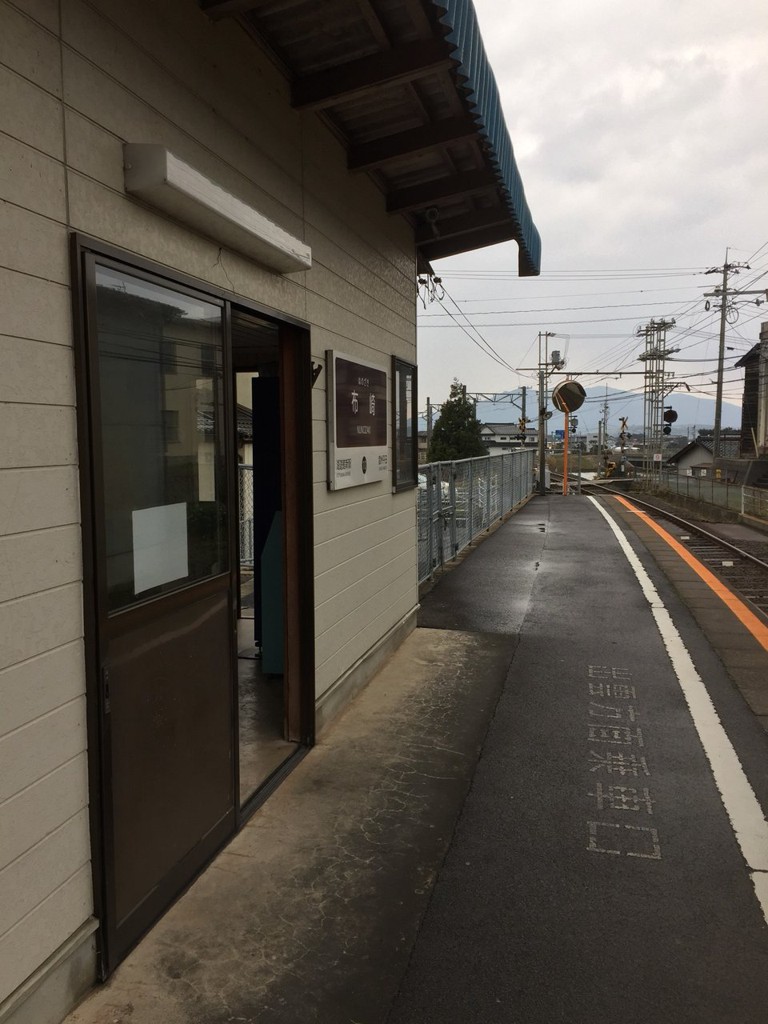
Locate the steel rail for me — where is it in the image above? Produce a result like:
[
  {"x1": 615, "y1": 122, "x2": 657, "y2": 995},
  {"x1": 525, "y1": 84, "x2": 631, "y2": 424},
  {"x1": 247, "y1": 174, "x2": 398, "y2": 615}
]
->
[{"x1": 583, "y1": 480, "x2": 768, "y2": 575}]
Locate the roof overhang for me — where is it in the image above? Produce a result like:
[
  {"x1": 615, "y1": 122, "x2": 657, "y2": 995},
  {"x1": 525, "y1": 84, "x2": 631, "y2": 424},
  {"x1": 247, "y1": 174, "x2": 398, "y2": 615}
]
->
[{"x1": 200, "y1": 0, "x2": 541, "y2": 276}]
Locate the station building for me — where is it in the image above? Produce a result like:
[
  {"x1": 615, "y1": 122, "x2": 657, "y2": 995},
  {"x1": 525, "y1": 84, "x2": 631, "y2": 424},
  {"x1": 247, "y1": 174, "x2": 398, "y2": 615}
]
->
[{"x1": 0, "y1": 1, "x2": 540, "y2": 1020}]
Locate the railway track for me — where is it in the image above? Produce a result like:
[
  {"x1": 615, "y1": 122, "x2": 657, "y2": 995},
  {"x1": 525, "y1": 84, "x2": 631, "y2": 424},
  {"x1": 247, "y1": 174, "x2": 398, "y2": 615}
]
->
[{"x1": 582, "y1": 481, "x2": 768, "y2": 619}]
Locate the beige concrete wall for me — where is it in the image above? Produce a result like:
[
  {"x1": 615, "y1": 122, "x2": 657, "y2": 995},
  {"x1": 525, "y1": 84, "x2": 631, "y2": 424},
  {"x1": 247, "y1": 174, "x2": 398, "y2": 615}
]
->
[
  {"x1": 0, "y1": 0, "x2": 418, "y2": 1007},
  {"x1": 0, "y1": 0, "x2": 93, "y2": 1006}
]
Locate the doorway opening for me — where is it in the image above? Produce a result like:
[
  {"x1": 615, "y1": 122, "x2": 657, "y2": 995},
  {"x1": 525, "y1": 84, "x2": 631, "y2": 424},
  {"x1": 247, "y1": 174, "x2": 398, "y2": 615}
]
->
[
  {"x1": 231, "y1": 310, "x2": 298, "y2": 805},
  {"x1": 73, "y1": 236, "x2": 316, "y2": 974}
]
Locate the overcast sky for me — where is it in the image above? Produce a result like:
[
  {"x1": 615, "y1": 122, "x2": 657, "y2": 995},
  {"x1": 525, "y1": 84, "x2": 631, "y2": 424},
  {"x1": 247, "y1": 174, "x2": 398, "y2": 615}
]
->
[{"x1": 418, "y1": 0, "x2": 768, "y2": 432}]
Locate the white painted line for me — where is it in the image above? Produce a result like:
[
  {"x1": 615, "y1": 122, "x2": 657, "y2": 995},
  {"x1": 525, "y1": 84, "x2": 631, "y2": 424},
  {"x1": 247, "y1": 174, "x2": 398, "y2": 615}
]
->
[
  {"x1": 589, "y1": 497, "x2": 768, "y2": 919},
  {"x1": 752, "y1": 873, "x2": 768, "y2": 921}
]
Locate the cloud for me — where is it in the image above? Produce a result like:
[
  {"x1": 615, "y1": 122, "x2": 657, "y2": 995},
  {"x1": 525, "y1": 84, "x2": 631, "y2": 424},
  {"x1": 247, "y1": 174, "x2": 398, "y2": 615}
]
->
[{"x1": 418, "y1": 1, "x2": 768, "y2": 423}]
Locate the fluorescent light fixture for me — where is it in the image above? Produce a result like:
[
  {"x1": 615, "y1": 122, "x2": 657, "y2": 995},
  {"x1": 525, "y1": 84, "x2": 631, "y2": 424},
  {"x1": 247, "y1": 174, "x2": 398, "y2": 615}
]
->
[{"x1": 123, "y1": 144, "x2": 311, "y2": 274}]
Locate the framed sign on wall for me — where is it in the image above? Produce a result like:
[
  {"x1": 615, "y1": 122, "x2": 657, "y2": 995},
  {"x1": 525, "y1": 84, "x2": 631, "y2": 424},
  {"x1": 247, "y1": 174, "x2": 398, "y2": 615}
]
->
[{"x1": 327, "y1": 350, "x2": 388, "y2": 490}]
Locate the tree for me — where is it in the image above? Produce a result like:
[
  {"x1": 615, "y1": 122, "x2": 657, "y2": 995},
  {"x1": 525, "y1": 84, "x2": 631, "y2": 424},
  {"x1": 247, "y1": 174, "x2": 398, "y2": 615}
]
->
[{"x1": 427, "y1": 379, "x2": 487, "y2": 461}]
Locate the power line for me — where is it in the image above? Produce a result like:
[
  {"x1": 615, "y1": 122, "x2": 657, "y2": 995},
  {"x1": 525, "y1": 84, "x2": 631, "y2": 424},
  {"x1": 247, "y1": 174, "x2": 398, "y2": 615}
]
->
[
  {"x1": 434, "y1": 288, "x2": 518, "y2": 377},
  {"x1": 418, "y1": 299, "x2": 699, "y2": 318}
]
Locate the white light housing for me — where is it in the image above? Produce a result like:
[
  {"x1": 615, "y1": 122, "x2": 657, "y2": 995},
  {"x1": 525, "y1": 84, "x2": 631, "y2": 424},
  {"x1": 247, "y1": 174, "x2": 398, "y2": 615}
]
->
[{"x1": 123, "y1": 144, "x2": 311, "y2": 274}]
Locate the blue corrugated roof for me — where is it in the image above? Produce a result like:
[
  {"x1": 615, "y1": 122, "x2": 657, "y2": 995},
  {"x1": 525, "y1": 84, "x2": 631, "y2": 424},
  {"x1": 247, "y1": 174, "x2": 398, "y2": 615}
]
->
[{"x1": 431, "y1": 0, "x2": 541, "y2": 275}]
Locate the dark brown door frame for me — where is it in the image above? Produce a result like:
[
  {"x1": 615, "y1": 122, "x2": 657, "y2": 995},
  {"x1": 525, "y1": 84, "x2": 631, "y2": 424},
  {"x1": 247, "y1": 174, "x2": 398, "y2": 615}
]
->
[
  {"x1": 73, "y1": 241, "x2": 236, "y2": 973},
  {"x1": 70, "y1": 233, "x2": 316, "y2": 975},
  {"x1": 280, "y1": 323, "x2": 316, "y2": 746}
]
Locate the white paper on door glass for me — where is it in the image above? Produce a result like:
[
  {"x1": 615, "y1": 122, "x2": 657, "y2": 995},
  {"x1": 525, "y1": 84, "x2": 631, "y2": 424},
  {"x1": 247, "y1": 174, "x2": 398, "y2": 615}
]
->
[{"x1": 132, "y1": 502, "x2": 189, "y2": 593}]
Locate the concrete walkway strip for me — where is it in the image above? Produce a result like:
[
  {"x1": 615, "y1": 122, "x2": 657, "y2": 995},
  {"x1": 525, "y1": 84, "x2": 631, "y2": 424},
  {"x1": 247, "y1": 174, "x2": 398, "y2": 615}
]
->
[
  {"x1": 65, "y1": 628, "x2": 515, "y2": 1024},
  {"x1": 591, "y1": 497, "x2": 768, "y2": 917}
]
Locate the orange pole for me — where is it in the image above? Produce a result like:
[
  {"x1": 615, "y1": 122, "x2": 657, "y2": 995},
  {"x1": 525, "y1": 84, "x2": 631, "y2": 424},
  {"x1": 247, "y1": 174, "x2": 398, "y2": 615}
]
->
[{"x1": 562, "y1": 411, "x2": 569, "y2": 495}]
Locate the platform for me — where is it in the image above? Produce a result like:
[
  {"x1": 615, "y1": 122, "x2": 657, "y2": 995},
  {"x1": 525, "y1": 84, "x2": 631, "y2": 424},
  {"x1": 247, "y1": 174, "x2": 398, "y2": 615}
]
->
[{"x1": 64, "y1": 493, "x2": 768, "y2": 1024}]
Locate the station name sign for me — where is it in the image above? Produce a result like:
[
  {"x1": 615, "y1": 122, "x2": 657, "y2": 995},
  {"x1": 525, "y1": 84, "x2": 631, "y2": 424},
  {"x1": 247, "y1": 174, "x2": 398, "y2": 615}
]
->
[{"x1": 327, "y1": 350, "x2": 388, "y2": 490}]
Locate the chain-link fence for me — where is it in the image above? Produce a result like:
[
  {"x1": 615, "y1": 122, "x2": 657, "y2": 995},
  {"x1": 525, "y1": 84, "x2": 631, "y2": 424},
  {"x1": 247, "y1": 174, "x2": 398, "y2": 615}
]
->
[
  {"x1": 238, "y1": 464, "x2": 254, "y2": 568},
  {"x1": 743, "y1": 485, "x2": 768, "y2": 520},
  {"x1": 653, "y1": 469, "x2": 768, "y2": 521},
  {"x1": 418, "y1": 450, "x2": 535, "y2": 583}
]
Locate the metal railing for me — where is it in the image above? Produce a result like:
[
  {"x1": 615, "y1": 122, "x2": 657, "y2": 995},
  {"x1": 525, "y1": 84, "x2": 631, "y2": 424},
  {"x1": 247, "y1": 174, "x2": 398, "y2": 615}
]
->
[
  {"x1": 240, "y1": 451, "x2": 538, "y2": 586},
  {"x1": 651, "y1": 469, "x2": 768, "y2": 522},
  {"x1": 418, "y1": 450, "x2": 536, "y2": 583}
]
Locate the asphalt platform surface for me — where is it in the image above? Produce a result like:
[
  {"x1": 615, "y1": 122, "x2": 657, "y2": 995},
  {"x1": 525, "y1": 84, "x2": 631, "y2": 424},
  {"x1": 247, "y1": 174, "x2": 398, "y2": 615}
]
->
[
  {"x1": 391, "y1": 493, "x2": 768, "y2": 1023},
  {"x1": 64, "y1": 493, "x2": 768, "y2": 1024}
]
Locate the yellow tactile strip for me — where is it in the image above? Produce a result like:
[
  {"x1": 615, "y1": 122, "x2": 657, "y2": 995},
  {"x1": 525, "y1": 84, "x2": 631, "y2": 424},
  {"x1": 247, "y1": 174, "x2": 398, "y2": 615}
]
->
[{"x1": 612, "y1": 495, "x2": 768, "y2": 654}]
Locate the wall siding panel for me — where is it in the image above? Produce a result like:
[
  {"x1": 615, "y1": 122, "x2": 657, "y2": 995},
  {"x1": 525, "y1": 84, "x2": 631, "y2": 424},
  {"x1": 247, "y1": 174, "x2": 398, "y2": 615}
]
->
[
  {"x1": 0, "y1": 3, "x2": 62, "y2": 95},
  {"x1": 11, "y1": 0, "x2": 60, "y2": 34},
  {"x1": 0, "y1": 582, "x2": 83, "y2": 672},
  {"x1": 0, "y1": 809, "x2": 90, "y2": 934},
  {"x1": 0, "y1": 524, "x2": 81, "y2": 603},
  {"x1": 0, "y1": 0, "x2": 418, "y2": 1009},
  {"x1": 0, "y1": 865, "x2": 93, "y2": 1000},
  {"x1": 0, "y1": 203, "x2": 69, "y2": 284},
  {"x1": 0, "y1": 132, "x2": 66, "y2": 221},
  {"x1": 0, "y1": 268, "x2": 72, "y2": 346},
  {"x1": 0, "y1": 466, "x2": 80, "y2": 535},
  {"x1": 0, "y1": 641, "x2": 84, "y2": 737},
  {"x1": 0, "y1": 697, "x2": 87, "y2": 804},
  {"x1": 316, "y1": 586, "x2": 417, "y2": 698},
  {"x1": 0, "y1": 63, "x2": 64, "y2": 158},
  {"x1": 0, "y1": 404, "x2": 77, "y2": 468},
  {"x1": 0, "y1": 336, "x2": 74, "y2": 404},
  {"x1": 0, "y1": 755, "x2": 88, "y2": 872}
]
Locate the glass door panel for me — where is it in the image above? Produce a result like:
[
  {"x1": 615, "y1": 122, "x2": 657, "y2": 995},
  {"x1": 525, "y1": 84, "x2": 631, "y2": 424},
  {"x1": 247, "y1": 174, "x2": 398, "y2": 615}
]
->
[
  {"x1": 87, "y1": 260, "x2": 235, "y2": 968},
  {"x1": 94, "y1": 266, "x2": 228, "y2": 611}
]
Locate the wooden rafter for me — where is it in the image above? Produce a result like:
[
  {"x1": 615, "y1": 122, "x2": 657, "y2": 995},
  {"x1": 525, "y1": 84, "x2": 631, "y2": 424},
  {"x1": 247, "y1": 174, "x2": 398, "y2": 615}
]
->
[
  {"x1": 386, "y1": 168, "x2": 497, "y2": 213},
  {"x1": 414, "y1": 206, "x2": 510, "y2": 244},
  {"x1": 200, "y1": 0, "x2": 258, "y2": 18},
  {"x1": 419, "y1": 223, "x2": 525, "y2": 267},
  {"x1": 348, "y1": 115, "x2": 478, "y2": 172},
  {"x1": 354, "y1": 0, "x2": 392, "y2": 48},
  {"x1": 291, "y1": 38, "x2": 454, "y2": 110}
]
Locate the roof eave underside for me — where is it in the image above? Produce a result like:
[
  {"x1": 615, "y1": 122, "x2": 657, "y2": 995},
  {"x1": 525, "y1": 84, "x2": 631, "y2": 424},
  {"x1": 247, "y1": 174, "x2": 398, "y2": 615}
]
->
[{"x1": 200, "y1": 0, "x2": 541, "y2": 276}]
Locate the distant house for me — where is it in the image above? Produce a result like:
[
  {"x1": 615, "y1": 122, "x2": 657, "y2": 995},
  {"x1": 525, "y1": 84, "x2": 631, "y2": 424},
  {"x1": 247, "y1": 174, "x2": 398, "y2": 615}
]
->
[
  {"x1": 666, "y1": 436, "x2": 741, "y2": 477},
  {"x1": 417, "y1": 431, "x2": 429, "y2": 464},
  {"x1": 708, "y1": 322, "x2": 768, "y2": 486},
  {"x1": 735, "y1": 325, "x2": 768, "y2": 457},
  {"x1": 481, "y1": 422, "x2": 536, "y2": 452}
]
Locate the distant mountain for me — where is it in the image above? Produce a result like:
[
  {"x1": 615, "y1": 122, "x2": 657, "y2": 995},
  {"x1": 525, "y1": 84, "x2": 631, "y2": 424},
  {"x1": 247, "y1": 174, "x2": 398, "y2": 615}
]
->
[{"x1": 457, "y1": 386, "x2": 740, "y2": 435}]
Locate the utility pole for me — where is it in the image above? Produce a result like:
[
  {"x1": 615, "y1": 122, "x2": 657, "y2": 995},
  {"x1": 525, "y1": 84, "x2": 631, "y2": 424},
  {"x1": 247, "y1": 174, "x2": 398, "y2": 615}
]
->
[
  {"x1": 537, "y1": 331, "x2": 556, "y2": 495},
  {"x1": 704, "y1": 250, "x2": 762, "y2": 460},
  {"x1": 637, "y1": 318, "x2": 677, "y2": 485}
]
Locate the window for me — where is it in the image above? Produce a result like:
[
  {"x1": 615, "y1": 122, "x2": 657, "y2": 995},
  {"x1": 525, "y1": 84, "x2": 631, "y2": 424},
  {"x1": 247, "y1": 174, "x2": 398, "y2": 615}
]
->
[
  {"x1": 93, "y1": 264, "x2": 228, "y2": 611},
  {"x1": 392, "y1": 357, "x2": 417, "y2": 490}
]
